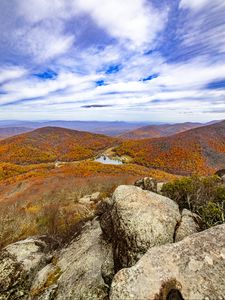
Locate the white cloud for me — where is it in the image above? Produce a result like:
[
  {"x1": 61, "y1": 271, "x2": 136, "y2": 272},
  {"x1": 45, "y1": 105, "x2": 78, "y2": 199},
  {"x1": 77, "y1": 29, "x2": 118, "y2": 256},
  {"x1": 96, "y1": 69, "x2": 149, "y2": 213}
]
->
[
  {"x1": 180, "y1": 0, "x2": 224, "y2": 11},
  {"x1": 17, "y1": 0, "x2": 72, "y2": 23},
  {"x1": 16, "y1": 26, "x2": 74, "y2": 63},
  {"x1": 2, "y1": 56, "x2": 225, "y2": 120},
  {"x1": 0, "y1": 0, "x2": 168, "y2": 65},
  {"x1": 0, "y1": 66, "x2": 27, "y2": 84},
  {"x1": 74, "y1": 0, "x2": 166, "y2": 48},
  {"x1": 180, "y1": 0, "x2": 210, "y2": 10},
  {"x1": 15, "y1": 0, "x2": 167, "y2": 53},
  {"x1": 156, "y1": 60, "x2": 225, "y2": 90}
]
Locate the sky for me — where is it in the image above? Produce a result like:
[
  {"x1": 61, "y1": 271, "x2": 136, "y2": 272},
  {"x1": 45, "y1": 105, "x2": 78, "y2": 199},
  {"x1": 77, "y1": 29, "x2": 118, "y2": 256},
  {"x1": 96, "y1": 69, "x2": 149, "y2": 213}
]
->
[{"x1": 0, "y1": 0, "x2": 225, "y2": 122}]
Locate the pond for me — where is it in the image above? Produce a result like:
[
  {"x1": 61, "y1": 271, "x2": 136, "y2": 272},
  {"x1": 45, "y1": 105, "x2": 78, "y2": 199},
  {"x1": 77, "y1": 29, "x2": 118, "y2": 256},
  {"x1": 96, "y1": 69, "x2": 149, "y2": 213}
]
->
[{"x1": 94, "y1": 155, "x2": 123, "y2": 165}]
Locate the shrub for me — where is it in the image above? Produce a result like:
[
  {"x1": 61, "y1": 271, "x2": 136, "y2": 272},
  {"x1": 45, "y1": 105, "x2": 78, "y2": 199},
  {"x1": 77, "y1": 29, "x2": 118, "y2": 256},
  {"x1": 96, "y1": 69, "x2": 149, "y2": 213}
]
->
[{"x1": 161, "y1": 175, "x2": 225, "y2": 228}]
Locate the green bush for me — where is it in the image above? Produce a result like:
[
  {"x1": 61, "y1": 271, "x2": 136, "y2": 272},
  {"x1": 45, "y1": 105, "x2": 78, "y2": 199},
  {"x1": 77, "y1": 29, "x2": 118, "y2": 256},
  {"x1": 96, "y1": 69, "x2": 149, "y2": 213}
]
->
[{"x1": 161, "y1": 175, "x2": 225, "y2": 228}]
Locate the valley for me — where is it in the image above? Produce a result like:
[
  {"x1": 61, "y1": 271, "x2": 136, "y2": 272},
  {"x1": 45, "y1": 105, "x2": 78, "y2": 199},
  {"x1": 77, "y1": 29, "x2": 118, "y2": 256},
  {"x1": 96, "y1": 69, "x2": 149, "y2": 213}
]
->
[{"x1": 0, "y1": 120, "x2": 224, "y2": 299}]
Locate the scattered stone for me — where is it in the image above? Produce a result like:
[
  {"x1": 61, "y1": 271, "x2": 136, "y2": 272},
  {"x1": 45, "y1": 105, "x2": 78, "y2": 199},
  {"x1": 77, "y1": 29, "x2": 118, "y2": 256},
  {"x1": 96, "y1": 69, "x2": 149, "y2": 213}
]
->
[
  {"x1": 134, "y1": 177, "x2": 157, "y2": 192},
  {"x1": 91, "y1": 192, "x2": 101, "y2": 202},
  {"x1": 79, "y1": 192, "x2": 101, "y2": 204},
  {"x1": 156, "y1": 182, "x2": 165, "y2": 193}
]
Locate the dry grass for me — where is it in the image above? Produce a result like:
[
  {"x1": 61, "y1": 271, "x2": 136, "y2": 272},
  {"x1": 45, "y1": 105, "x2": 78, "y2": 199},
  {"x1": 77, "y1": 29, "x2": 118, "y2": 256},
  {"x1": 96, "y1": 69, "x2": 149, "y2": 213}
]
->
[{"x1": 0, "y1": 161, "x2": 178, "y2": 248}]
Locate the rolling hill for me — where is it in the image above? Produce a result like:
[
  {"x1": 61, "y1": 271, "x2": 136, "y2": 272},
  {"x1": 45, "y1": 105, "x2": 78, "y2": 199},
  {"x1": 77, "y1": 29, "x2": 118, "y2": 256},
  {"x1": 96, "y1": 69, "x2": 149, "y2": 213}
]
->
[
  {"x1": 0, "y1": 127, "x2": 116, "y2": 164},
  {"x1": 119, "y1": 122, "x2": 203, "y2": 139},
  {"x1": 115, "y1": 120, "x2": 225, "y2": 175}
]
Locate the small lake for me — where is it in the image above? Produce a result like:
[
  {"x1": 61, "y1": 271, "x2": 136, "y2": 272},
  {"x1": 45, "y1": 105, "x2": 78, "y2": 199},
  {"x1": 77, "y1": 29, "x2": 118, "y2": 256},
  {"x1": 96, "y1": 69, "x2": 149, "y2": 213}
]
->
[{"x1": 94, "y1": 155, "x2": 123, "y2": 165}]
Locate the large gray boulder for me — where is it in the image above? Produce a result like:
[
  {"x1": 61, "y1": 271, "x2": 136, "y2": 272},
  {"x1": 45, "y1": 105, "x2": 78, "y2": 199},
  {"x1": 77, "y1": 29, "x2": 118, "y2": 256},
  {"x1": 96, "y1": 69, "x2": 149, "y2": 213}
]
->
[
  {"x1": 0, "y1": 237, "x2": 52, "y2": 300},
  {"x1": 110, "y1": 224, "x2": 225, "y2": 300},
  {"x1": 110, "y1": 185, "x2": 181, "y2": 270}
]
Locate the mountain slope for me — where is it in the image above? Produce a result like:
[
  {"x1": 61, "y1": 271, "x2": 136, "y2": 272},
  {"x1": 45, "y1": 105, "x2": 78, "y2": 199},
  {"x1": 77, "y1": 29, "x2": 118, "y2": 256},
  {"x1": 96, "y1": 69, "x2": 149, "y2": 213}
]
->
[
  {"x1": 0, "y1": 127, "x2": 116, "y2": 164},
  {"x1": 119, "y1": 122, "x2": 203, "y2": 140},
  {"x1": 115, "y1": 120, "x2": 225, "y2": 175}
]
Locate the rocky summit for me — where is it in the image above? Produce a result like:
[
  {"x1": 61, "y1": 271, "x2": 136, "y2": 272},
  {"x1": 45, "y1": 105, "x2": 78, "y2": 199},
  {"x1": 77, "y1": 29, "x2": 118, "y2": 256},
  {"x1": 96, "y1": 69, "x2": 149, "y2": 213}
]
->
[{"x1": 0, "y1": 185, "x2": 224, "y2": 300}]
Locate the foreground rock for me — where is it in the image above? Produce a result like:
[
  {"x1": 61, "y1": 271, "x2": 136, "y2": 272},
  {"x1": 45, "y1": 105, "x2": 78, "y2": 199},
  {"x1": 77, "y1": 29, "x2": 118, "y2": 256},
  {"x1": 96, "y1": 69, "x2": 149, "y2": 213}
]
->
[
  {"x1": 110, "y1": 223, "x2": 225, "y2": 300},
  {"x1": 32, "y1": 220, "x2": 110, "y2": 300},
  {"x1": 0, "y1": 183, "x2": 215, "y2": 300},
  {"x1": 108, "y1": 185, "x2": 181, "y2": 270},
  {"x1": 0, "y1": 237, "x2": 52, "y2": 300},
  {"x1": 175, "y1": 209, "x2": 201, "y2": 242}
]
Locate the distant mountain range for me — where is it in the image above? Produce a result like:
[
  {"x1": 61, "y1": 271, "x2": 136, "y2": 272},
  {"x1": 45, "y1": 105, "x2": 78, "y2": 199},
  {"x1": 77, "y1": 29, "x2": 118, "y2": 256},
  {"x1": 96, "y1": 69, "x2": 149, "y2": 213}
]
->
[
  {"x1": 0, "y1": 127, "x2": 116, "y2": 164},
  {"x1": 0, "y1": 120, "x2": 224, "y2": 175},
  {"x1": 0, "y1": 120, "x2": 222, "y2": 140},
  {"x1": 115, "y1": 120, "x2": 225, "y2": 175},
  {"x1": 0, "y1": 120, "x2": 149, "y2": 136},
  {"x1": 0, "y1": 127, "x2": 32, "y2": 140},
  {"x1": 119, "y1": 122, "x2": 203, "y2": 139}
]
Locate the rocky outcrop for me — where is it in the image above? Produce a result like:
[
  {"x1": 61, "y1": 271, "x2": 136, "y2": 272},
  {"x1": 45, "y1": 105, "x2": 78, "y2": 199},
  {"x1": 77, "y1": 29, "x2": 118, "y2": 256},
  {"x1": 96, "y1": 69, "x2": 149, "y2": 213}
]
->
[
  {"x1": 0, "y1": 183, "x2": 222, "y2": 300},
  {"x1": 32, "y1": 220, "x2": 110, "y2": 300},
  {"x1": 110, "y1": 223, "x2": 225, "y2": 300},
  {"x1": 134, "y1": 177, "x2": 157, "y2": 192},
  {"x1": 135, "y1": 177, "x2": 165, "y2": 193},
  {"x1": 175, "y1": 209, "x2": 201, "y2": 242},
  {"x1": 109, "y1": 185, "x2": 181, "y2": 270},
  {"x1": 0, "y1": 237, "x2": 53, "y2": 300}
]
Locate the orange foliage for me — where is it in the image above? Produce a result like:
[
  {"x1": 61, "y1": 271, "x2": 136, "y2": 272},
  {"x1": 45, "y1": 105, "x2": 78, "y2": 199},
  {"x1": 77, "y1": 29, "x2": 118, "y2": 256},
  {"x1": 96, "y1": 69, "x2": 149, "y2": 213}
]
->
[
  {"x1": 0, "y1": 160, "x2": 177, "y2": 248},
  {"x1": 0, "y1": 126, "x2": 117, "y2": 164},
  {"x1": 115, "y1": 121, "x2": 225, "y2": 176},
  {"x1": 0, "y1": 160, "x2": 177, "y2": 186},
  {"x1": 120, "y1": 122, "x2": 201, "y2": 140}
]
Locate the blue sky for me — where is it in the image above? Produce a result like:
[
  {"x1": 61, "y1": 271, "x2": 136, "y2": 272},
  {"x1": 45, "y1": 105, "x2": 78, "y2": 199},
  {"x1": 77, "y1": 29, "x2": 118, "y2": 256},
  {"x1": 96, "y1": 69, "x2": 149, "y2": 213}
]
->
[{"x1": 0, "y1": 0, "x2": 225, "y2": 122}]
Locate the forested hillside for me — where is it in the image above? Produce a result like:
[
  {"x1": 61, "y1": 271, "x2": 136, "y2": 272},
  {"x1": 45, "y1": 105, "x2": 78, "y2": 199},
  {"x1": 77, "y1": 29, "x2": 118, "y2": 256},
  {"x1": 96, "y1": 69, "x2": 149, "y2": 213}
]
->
[
  {"x1": 0, "y1": 127, "x2": 116, "y2": 164},
  {"x1": 115, "y1": 120, "x2": 225, "y2": 175}
]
